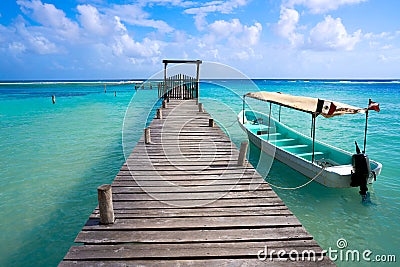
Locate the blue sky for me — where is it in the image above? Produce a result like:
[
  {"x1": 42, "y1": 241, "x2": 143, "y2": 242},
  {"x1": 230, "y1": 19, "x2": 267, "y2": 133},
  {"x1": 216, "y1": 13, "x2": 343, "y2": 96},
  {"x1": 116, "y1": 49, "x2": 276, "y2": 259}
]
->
[{"x1": 0, "y1": 0, "x2": 399, "y2": 80}]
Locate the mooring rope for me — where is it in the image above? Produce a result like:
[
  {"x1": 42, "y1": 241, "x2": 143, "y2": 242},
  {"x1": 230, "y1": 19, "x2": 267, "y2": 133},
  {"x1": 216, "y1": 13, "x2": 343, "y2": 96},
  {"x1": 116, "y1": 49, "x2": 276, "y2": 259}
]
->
[
  {"x1": 222, "y1": 119, "x2": 239, "y2": 128},
  {"x1": 221, "y1": 118, "x2": 327, "y2": 190},
  {"x1": 266, "y1": 166, "x2": 326, "y2": 190}
]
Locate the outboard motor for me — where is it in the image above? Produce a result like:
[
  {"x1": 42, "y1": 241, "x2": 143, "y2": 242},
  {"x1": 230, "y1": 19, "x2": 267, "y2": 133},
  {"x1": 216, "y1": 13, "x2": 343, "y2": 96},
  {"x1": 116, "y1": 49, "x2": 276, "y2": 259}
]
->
[{"x1": 350, "y1": 141, "x2": 371, "y2": 196}]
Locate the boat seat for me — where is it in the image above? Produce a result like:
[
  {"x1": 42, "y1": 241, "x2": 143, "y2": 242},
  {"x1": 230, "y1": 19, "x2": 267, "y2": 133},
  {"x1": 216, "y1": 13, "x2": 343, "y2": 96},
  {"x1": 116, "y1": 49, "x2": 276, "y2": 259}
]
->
[
  {"x1": 257, "y1": 130, "x2": 269, "y2": 135},
  {"x1": 296, "y1": 152, "x2": 324, "y2": 157},
  {"x1": 258, "y1": 132, "x2": 281, "y2": 136},
  {"x1": 281, "y1": 144, "x2": 308, "y2": 149},
  {"x1": 269, "y1": 138, "x2": 295, "y2": 143}
]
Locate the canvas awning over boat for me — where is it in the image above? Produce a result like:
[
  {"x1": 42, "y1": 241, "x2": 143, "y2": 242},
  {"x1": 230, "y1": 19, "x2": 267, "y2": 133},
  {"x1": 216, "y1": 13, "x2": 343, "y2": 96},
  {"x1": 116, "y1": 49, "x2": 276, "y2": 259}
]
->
[{"x1": 245, "y1": 91, "x2": 365, "y2": 118}]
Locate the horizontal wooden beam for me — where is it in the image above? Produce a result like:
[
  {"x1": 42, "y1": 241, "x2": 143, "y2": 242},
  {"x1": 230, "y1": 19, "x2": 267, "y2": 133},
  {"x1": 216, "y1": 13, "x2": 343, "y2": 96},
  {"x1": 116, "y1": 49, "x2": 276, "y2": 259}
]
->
[{"x1": 163, "y1": 59, "x2": 202, "y2": 64}]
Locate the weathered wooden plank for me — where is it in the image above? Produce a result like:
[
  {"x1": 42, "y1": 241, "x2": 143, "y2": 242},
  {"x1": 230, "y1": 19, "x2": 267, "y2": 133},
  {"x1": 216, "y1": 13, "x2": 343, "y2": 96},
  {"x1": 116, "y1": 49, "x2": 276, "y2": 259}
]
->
[
  {"x1": 108, "y1": 198, "x2": 285, "y2": 209},
  {"x1": 122, "y1": 165, "x2": 241, "y2": 172},
  {"x1": 114, "y1": 172, "x2": 260, "y2": 178},
  {"x1": 76, "y1": 226, "x2": 311, "y2": 244},
  {"x1": 60, "y1": 258, "x2": 335, "y2": 267},
  {"x1": 64, "y1": 240, "x2": 325, "y2": 260},
  {"x1": 82, "y1": 215, "x2": 302, "y2": 231},
  {"x1": 113, "y1": 176, "x2": 262, "y2": 184},
  {"x1": 115, "y1": 175, "x2": 258, "y2": 184},
  {"x1": 123, "y1": 159, "x2": 242, "y2": 165},
  {"x1": 110, "y1": 183, "x2": 273, "y2": 193},
  {"x1": 117, "y1": 168, "x2": 256, "y2": 175},
  {"x1": 111, "y1": 190, "x2": 278, "y2": 201},
  {"x1": 90, "y1": 206, "x2": 291, "y2": 218}
]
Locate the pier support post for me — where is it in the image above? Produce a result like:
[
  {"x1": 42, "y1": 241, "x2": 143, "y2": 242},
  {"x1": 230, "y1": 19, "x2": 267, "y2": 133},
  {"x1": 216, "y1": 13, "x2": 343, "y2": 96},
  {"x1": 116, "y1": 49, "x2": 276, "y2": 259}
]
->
[
  {"x1": 162, "y1": 100, "x2": 167, "y2": 109},
  {"x1": 145, "y1": 127, "x2": 151, "y2": 144},
  {"x1": 198, "y1": 103, "x2": 204, "y2": 112},
  {"x1": 97, "y1": 184, "x2": 114, "y2": 224},
  {"x1": 156, "y1": 108, "x2": 162, "y2": 119},
  {"x1": 209, "y1": 118, "x2": 214, "y2": 127},
  {"x1": 237, "y1": 141, "x2": 248, "y2": 166}
]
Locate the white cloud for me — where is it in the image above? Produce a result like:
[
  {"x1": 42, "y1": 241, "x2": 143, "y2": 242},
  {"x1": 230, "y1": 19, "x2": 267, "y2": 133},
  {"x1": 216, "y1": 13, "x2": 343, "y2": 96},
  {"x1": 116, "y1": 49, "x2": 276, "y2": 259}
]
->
[
  {"x1": 77, "y1": 5, "x2": 109, "y2": 36},
  {"x1": 308, "y1": 15, "x2": 361, "y2": 51},
  {"x1": 138, "y1": 0, "x2": 194, "y2": 8},
  {"x1": 184, "y1": 0, "x2": 249, "y2": 30},
  {"x1": 192, "y1": 18, "x2": 262, "y2": 62},
  {"x1": 284, "y1": 0, "x2": 366, "y2": 14},
  {"x1": 209, "y1": 19, "x2": 243, "y2": 40},
  {"x1": 275, "y1": 7, "x2": 304, "y2": 47},
  {"x1": 244, "y1": 22, "x2": 262, "y2": 46},
  {"x1": 108, "y1": 4, "x2": 174, "y2": 33},
  {"x1": 378, "y1": 53, "x2": 400, "y2": 62},
  {"x1": 17, "y1": 0, "x2": 79, "y2": 40},
  {"x1": 14, "y1": 20, "x2": 58, "y2": 54},
  {"x1": 364, "y1": 31, "x2": 399, "y2": 50},
  {"x1": 8, "y1": 42, "x2": 26, "y2": 55},
  {"x1": 275, "y1": 3, "x2": 363, "y2": 51},
  {"x1": 206, "y1": 19, "x2": 262, "y2": 47},
  {"x1": 185, "y1": 0, "x2": 248, "y2": 15},
  {"x1": 111, "y1": 18, "x2": 163, "y2": 59},
  {"x1": 113, "y1": 35, "x2": 162, "y2": 58},
  {"x1": 114, "y1": 16, "x2": 127, "y2": 33}
]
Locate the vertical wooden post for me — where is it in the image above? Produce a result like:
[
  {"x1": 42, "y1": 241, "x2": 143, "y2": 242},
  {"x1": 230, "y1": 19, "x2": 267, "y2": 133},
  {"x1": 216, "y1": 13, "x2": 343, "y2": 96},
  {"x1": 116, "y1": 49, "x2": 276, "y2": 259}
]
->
[
  {"x1": 237, "y1": 141, "x2": 248, "y2": 166},
  {"x1": 198, "y1": 103, "x2": 204, "y2": 112},
  {"x1": 145, "y1": 127, "x2": 151, "y2": 144},
  {"x1": 97, "y1": 184, "x2": 114, "y2": 224},
  {"x1": 180, "y1": 73, "x2": 183, "y2": 100},
  {"x1": 196, "y1": 60, "x2": 201, "y2": 104},
  {"x1": 156, "y1": 108, "x2": 162, "y2": 119},
  {"x1": 209, "y1": 118, "x2": 214, "y2": 127},
  {"x1": 163, "y1": 62, "x2": 167, "y2": 99}
]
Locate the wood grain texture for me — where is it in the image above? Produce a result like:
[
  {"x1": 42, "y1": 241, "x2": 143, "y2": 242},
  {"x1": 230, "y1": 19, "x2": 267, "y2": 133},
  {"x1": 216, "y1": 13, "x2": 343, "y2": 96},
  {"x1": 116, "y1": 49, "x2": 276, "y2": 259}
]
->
[{"x1": 60, "y1": 99, "x2": 333, "y2": 266}]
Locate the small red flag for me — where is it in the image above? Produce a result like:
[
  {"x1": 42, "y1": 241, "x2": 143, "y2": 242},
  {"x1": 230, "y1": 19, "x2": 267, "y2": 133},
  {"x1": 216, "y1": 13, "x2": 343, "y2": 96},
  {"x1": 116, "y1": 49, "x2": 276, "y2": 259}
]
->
[
  {"x1": 368, "y1": 99, "x2": 380, "y2": 112},
  {"x1": 322, "y1": 100, "x2": 337, "y2": 116}
]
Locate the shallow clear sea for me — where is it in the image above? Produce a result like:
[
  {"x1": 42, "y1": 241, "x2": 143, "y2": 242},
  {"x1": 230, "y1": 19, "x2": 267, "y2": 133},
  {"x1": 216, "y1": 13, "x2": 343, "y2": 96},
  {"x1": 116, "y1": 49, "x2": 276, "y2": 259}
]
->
[{"x1": 0, "y1": 80, "x2": 399, "y2": 266}]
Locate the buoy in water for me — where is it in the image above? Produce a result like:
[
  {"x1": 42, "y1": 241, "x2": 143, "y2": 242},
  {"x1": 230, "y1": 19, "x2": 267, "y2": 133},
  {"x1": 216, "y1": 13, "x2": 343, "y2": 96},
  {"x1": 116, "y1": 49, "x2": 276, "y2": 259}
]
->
[{"x1": 52, "y1": 95, "x2": 56, "y2": 104}]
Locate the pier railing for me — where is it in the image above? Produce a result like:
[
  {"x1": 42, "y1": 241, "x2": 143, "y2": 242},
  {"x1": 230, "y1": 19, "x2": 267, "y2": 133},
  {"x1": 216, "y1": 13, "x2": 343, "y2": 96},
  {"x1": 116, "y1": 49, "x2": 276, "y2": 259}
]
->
[{"x1": 158, "y1": 73, "x2": 198, "y2": 100}]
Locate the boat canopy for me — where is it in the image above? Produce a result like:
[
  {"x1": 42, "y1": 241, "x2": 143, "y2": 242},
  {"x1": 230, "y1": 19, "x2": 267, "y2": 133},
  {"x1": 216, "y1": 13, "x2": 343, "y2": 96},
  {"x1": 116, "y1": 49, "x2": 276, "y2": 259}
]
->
[{"x1": 245, "y1": 92, "x2": 365, "y2": 118}]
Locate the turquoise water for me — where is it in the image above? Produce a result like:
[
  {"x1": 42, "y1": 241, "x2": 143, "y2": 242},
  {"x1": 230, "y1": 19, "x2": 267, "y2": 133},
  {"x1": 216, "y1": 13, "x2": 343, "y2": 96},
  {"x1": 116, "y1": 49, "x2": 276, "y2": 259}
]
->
[{"x1": 0, "y1": 80, "x2": 399, "y2": 266}]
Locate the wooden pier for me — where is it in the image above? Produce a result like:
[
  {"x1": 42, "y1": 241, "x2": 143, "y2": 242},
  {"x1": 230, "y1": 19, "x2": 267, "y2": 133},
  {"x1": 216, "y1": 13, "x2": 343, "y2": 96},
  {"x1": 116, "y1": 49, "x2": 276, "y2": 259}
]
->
[{"x1": 60, "y1": 99, "x2": 334, "y2": 266}]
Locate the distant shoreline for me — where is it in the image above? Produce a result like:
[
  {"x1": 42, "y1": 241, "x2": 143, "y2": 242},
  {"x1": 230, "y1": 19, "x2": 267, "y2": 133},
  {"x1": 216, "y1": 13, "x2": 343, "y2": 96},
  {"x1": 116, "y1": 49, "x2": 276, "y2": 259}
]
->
[
  {"x1": 0, "y1": 78, "x2": 399, "y2": 85},
  {"x1": 0, "y1": 80, "x2": 145, "y2": 85}
]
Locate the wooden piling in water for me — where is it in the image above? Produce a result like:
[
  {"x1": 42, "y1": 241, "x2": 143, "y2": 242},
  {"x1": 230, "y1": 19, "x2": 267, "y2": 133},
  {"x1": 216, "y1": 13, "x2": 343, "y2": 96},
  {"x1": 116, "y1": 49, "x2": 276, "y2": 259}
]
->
[
  {"x1": 198, "y1": 103, "x2": 204, "y2": 112},
  {"x1": 209, "y1": 118, "x2": 215, "y2": 127},
  {"x1": 97, "y1": 184, "x2": 114, "y2": 224},
  {"x1": 237, "y1": 141, "x2": 248, "y2": 166},
  {"x1": 156, "y1": 108, "x2": 162, "y2": 119},
  {"x1": 144, "y1": 127, "x2": 151, "y2": 144}
]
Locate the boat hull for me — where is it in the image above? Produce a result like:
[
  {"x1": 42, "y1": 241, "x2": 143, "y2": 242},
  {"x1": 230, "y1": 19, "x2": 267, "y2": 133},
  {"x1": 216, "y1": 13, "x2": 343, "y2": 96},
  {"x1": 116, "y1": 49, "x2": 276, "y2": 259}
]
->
[{"x1": 238, "y1": 110, "x2": 382, "y2": 188}]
